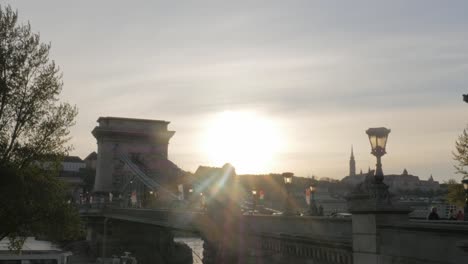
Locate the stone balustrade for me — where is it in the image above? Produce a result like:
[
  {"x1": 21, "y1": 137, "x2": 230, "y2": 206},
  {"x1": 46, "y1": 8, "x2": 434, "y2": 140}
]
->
[
  {"x1": 238, "y1": 215, "x2": 353, "y2": 263},
  {"x1": 243, "y1": 215, "x2": 352, "y2": 239},
  {"x1": 377, "y1": 220, "x2": 468, "y2": 263}
]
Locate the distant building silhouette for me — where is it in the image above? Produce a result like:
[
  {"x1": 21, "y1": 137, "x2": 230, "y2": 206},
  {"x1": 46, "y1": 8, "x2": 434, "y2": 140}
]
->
[
  {"x1": 342, "y1": 150, "x2": 440, "y2": 192},
  {"x1": 84, "y1": 151, "x2": 97, "y2": 170},
  {"x1": 349, "y1": 146, "x2": 356, "y2": 177},
  {"x1": 62, "y1": 156, "x2": 86, "y2": 172}
]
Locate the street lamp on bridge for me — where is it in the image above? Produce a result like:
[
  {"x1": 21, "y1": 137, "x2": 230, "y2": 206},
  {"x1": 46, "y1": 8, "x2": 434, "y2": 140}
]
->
[
  {"x1": 309, "y1": 181, "x2": 318, "y2": 216},
  {"x1": 251, "y1": 189, "x2": 258, "y2": 214},
  {"x1": 366, "y1": 127, "x2": 391, "y2": 183},
  {"x1": 187, "y1": 187, "x2": 193, "y2": 200},
  {"x1": 282, "y1": 172, "x2": 294, "y2": 216}
]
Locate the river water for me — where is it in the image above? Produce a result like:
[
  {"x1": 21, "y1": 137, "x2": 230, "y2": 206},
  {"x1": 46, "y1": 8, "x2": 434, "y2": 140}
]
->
[{"x1": 174, "y1": 237, "x2": 204, "y2": 264}]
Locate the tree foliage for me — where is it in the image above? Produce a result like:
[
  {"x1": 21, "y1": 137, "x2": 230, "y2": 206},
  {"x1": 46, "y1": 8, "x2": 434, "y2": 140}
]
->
[
  {"x1": 452, "y1": 125, "x2": 468, "y2": 207},
  {"x1": 445, "y1": 179, "x2": 465, "y2": 207},
  {"x1": 454, "y1": 127, "x2": 468, "y2": 177},
  {"x1": 81, "y1": 167, "x2": 96, "y2": 193},
  {"x1": 0, "y1": 5, "x2": 81, "y2": 251},
  {"x1": 0, "y1": 5, "x2": 77, "y2": 167},
  {"x1": 0, "y1": 164, "x2": 83, "y2": 247}
]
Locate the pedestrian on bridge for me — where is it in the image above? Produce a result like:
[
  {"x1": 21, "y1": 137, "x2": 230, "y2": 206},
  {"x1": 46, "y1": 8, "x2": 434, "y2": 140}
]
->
[
  {"x1": 456, "y1": 210, "x2": 464, "y2": 220},
  {"x1": 427, "y1": 207, "x2": 440, "y2": 220}
]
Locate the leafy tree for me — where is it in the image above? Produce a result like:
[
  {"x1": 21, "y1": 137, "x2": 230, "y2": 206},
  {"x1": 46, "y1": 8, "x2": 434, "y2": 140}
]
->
[
  {"x1": 454, "y1": 127, "x2": 468, "y2": 177},
  {"x1": 445, "y1": 179, "x2": 465, "y2": 207},
  {"x1": 0, "y1": 5, "x2": 80, "y2": 251},
  {"x1": 80, "y1": 167, "x2": 96, "y2": 193},
  {"x1": 0, "y1": 5, "x2": 77, "y2": 167},
  {"x1": 0, "y1": 164, "x2": 83, "y2": 250},
  {"x1": 452, "y1": 123, "x2": 468, "y2": 207}
]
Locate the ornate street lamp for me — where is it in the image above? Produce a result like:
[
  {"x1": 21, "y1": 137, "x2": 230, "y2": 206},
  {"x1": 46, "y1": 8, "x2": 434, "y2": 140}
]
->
[
  {"x1": 251, "y1": 189, "x2": 258, "y2": 214},
  {"x1": 309, "y1": 182, "x2": 318, "y2": 216},
  {"x1": 282, "y1": 172, "x2": 294, "y2": 215},
  {"x1": 463, "y1": 176, "x2": 468, "y2": 221},
  {"x1": 199, "y1": 192, "x2": 206, "y2": 211},
  {"x1": 283, "y1": 172, "x2": 293, "y2": 185},
  {"x1": 188, "y1": 187, "x2": 193, "y2": 200},
  {"x1": 366, "y1": 127, "x2": 391, "y2": 183}
]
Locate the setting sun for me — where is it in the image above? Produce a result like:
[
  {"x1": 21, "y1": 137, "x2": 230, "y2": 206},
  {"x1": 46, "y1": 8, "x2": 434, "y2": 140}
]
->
[{"x1": 200, "y1": 111, "x2": 283, "y2": 174}]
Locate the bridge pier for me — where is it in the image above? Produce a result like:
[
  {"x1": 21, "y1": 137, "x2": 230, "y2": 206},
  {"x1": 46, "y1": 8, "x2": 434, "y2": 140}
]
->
[
  {"x1": 347, "y1": 179, "x2": 412, "y2": 264},
  {"x1": 86, "y1": 218, "x2": 192, "y2": 264},
  {"x1": 200, "y1": 214, "x2": 243, "y2": 264}
]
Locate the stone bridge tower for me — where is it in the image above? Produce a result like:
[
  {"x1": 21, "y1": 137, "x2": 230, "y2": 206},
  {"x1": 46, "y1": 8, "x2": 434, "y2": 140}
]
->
[{"x1": 92, "y1": 117, "x2": 175, "y2": 193}]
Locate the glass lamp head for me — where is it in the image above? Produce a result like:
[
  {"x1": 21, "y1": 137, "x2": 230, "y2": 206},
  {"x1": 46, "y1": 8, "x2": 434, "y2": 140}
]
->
[
  {"x1": 366, "y1": 127, "x2": 391, "y2": 156},
  {"x1": 309, "y1": 185, "x2": 316, "y2": 192},
  {"x1": 462, "y1": 177, "x2": 468, "y2": 191},
  {"x1": 282, "y1": 172, "x2": 294, "y2": 185}
]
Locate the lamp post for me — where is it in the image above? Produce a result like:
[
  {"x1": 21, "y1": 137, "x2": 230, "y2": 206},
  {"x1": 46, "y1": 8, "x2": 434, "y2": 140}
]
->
[
  {"x1": 188, "y1": 187, "x2": 193, "y2": 200},
  {"x1": 283, "y1": 172, "x2": 294, "y2": 215},
  {"x1": 251, "y1": 189, "x2": 257, "y2": 214},
  {"x1": 200, "y1": 192, "x2": 206, "y2": 211},
  {"x1": 463, "y1": 177, "x2": 468, "y2": 221},
  {"x1": 309, "y1": 182, "x2": 318, "y2": 216},
  {"x1": 366, "y1": 127, "x2": 391, "y2": 183}
]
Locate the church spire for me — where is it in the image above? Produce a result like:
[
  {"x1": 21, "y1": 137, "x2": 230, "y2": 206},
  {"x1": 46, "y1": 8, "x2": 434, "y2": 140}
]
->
[
  {"x1": 349, "y1": 145, "x2": 356, "y2": 177},
  {"x1": 429, "y1": 174, "x2": 434, "y2": 182}
]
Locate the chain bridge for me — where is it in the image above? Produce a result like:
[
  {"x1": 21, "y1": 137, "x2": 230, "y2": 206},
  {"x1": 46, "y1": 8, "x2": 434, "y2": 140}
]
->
[{"x1": 81, "y1": 117, "x2": 468, "y2": 264}]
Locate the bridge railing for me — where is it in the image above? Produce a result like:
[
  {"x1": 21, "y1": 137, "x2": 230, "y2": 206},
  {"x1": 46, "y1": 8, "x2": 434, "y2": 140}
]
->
[
  {"x1": 377, "y1": 218, "x2": 468, "y2": 262},
  {"x1": 243, "y1": 214, "x2": 352, "y2": 241},
  {"x1": 86, "y1": 207, "x2": 205, "y2": 232}
]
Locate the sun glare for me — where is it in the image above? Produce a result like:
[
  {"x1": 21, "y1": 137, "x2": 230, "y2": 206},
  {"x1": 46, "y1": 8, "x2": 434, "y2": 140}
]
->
[{"x1": 201, "y1": 111, "x2": 282, "y2": 174}]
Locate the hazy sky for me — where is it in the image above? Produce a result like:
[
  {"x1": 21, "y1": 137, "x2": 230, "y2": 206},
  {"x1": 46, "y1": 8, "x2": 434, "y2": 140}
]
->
[{"x1": 5, "y1": 0, "x2": 468, "y2": 181}]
